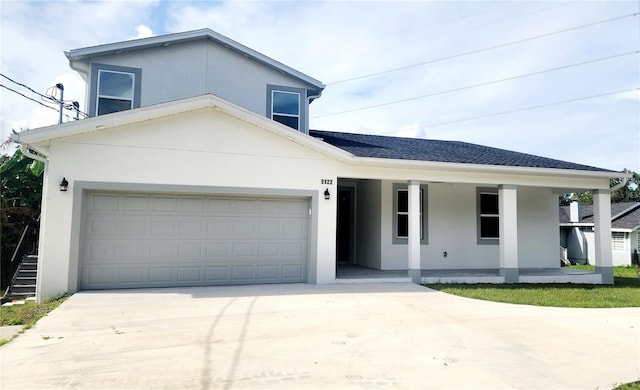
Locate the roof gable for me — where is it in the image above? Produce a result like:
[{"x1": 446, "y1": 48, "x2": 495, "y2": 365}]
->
[{"x1": 66, "y1": 29, "x2": 324, "y2": 91}]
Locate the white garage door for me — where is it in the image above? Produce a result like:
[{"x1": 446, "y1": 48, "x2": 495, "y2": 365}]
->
[{"x1": 80, "y1": 192, "x2": 309, "y2": 290}]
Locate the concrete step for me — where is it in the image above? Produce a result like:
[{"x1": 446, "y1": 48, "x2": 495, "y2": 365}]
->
[
  {"x1": 15, "y1": 277, "x2": 36, "y2": 283},
  {"x1": 4, "y1": 292, "x2": 36, "y2": 301},
  {"x1": 10, "y1": 285, "x2": 36, "y2": 294},
  {"x1": 23, "y1": 255, "x2": 39, "y2": 263}
]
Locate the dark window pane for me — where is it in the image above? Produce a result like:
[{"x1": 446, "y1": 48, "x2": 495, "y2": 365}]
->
[
  {"x1": 480, "y1": 193, "x2": 498, "y2": 214},
  {"x1": 480, "y1": 216, "x2": 499, "y2": 238},
  {"x1": 273, "y1": 115, "x2": 299, "y2": 130},
  {"x1": 98, "y1": 98, "x2": 132, "y2": 115},
  {"x1": 397, "y1": 214, "x2": 408, "y2": 238},
  {"x1": 397, "y1": 190, "x2": 408, "y2": 213},
  {"x1": 99, "y1": 71, "x2": 133, "y2": 98},
  {"x1": 272, "y1": 91, "x2": 299, "y2": 115}
]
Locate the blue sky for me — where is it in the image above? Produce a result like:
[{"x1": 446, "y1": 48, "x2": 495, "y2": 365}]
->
[{"x1": 1, "y1": 0, "x2": 638, "y2": 172}]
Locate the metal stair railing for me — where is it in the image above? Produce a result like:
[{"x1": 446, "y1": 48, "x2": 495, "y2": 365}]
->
[{"x1": 2, "y1": 221, "x2": 39, "y2": 302}]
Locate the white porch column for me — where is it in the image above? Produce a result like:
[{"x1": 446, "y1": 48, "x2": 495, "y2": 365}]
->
[
  {"x1": 499, "y1": 184, "x2": 519, "y2": 283},
  {"x1": 408, "y1": 180, "x2": 421, "y2": 283},
  {"x1": 593, "y1": 189, "x2": 614, "y2": 284}
]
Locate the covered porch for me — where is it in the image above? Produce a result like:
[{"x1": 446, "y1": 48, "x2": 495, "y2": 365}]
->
[{"x1": 334, "y1": 177, "x2": 616, "y2": 285}]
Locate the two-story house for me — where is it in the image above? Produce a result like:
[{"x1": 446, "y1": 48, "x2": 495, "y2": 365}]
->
[{"x1": 13, "y1": 29, "x2": 629, "y2": 302}]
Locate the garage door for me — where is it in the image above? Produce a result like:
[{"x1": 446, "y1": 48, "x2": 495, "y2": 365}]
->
[{"x1": 80, "y1": 192, "x2": 309, "y2": 289}]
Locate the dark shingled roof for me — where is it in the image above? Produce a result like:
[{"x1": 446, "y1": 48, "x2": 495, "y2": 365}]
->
[
  {"x1": 559, "y1": 202, "x2": 640, "y2": 229},
  {"x1": 309, "y1": 130, "x2": 614, "y2": 172}
]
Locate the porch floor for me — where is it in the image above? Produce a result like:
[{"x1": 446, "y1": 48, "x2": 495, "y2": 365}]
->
[{"x1": 336, "y1": 264, "x2": 603, "y2": 284}]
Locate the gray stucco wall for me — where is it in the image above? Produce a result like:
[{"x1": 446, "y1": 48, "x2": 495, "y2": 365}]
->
[
  {"x1": 355, "y1": 180, "x2": 382, "y2": 268},
  {"x1": 86, "y1": 39, "x2": 315, "y2": 121}
]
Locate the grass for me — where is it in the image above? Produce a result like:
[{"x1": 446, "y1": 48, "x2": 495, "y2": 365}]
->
[
  {"x1": 425, "y1": 266, "x2": 640, "y2": 308},
  {"x1": 614, "y1": 381, "x2": 640, "y2": 390},
  {"x1": 0, "y1": 295, "x2": 69, "y2": 346}
]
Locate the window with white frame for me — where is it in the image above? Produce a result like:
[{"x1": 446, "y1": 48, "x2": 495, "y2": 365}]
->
[
  {"x1": 96, "y1": 70, "x2": 135, "y2": 115},
  {"x1": 612, "y1": 232, "x2": 626, "y2": 252},
  {"x1": 271, "y1": 90, "x2": 300, "y2": 130},
  {"x1": 477, "y1": 189, "x2": 499, "y2": 243},
  {"x1": 89, "y1": 63, "x2": 141, "y2": 117},
  {"x1": 266, "y1": 85, "x2": 307, "y2": 132},
  {"x1": 393, "y1": 183, "x2": 428, "y2": 244}
]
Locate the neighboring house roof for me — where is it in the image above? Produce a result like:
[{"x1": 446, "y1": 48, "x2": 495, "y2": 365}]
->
[
  {"x1": 309, "y1": 130, "x2": 613, "y2": 172},
  {"x1": 559, "y1": 202, "x2": 640, "y2": 230},
  {"x1": 65, "y1": 29, "x2": 325, "y2": 92}
]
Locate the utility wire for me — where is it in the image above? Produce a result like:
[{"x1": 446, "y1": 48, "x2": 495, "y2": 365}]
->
[
  {"x1": 1, "y1": 73, "x2": 52, "y2": 101},
  {"x1": 286, "y1": 1, "x2": 522, "y2": 58},
  {"x1": 1, "y1": 84, "x2": 60, "y2": 113},
  {"x1": 335, "y1": 1, "x2": 577, "y2": 64},
  {"x1": 375, "y1": 87, "x2": 639, "y2": 134},
  {"x1": 313, "y1": 50, "x2": 639, "y2": 118},
  {"x1": 2, "y1": 84, "x2": 79, "y2": 122},
  {"x1": 2, "y1": 73, "x2": 89, "y2": 118},
  {"x1": 328, "y1": 12, "x2": 638, "y2": 85}
]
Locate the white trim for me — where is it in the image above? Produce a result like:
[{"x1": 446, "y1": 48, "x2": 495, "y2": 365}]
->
[
  {"x1": 12, "y1": 93, "x2": 629, "y2": 184},
  {"x1": 352, "y1": 156, "x2": 628, "y2": 181},
  {"x1": 13, "y1": 94, "x2": 353, "y2": 162},
  {"x1": 96, "y1": 69, "x2": 135, "y2": 114},
  {"x1": 65, "y1": 29, "x2": 325, "y2": 90}
]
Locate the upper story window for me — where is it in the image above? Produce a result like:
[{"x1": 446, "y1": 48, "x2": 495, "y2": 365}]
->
[
  {"x1": 393, "y1": 183, "x2": 428, "y2": 245},
  {"x1": 89, "y1": 63, "x2": 141, "y2": 117},
  {"x1": 272, "y1": 91, "x2": 300, "y2": 129},
  {"x1": 267, "y1": 85, "x2": 306, "y2": 132},
  {"x1": 97, "y1": 70, "x2": 134, "y2": 115},
  {"x1": 477, "y1": 188, "x2": 499, "y2": 244}
]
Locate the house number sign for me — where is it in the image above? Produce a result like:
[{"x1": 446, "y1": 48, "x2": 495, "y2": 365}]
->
[{"x1": 321, "y1": 179, "x2": 333, "y2": 185}]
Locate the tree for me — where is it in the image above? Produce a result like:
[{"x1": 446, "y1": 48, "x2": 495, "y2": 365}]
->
[
  {"x1": 611, "y1": 169, "x2": 640, "y2": 203},
  {"x1": 559, "y1": 169, "x2": 640, "y2": 206},
  {"x1": 1, "y1": 149, "x2": 44, "y2": 290}
]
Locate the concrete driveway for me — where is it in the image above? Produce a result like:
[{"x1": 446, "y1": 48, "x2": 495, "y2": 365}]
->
[{"x1": 1, "y1": 283, "x2": 638, "y2": 389}]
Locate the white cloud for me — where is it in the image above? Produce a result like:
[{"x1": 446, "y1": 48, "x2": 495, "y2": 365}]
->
[
  {"x1": 135, "y1": 25, "x2": 154, "y2": 39},
  {"x1": 1, "y1": 1, "x2": 638, "y2": 172}
]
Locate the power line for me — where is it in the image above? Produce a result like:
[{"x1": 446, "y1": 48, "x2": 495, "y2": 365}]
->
[
  {"x1": 334, "y1": 1, "x2": 578, "y2": 64},
  {"x1": 375, "y1": 87, "x2": 639, "y2": 134},
  {"x1": 1, "y1": 73, "x2": 89, "y2": 119},
  {"x1": 1, "y1": 73, "x2": 53, "y2": 101},
  {"x1": 1, "y1": 84, "x2": 60, "y2": 113},
  {"x1": 285, "y1": 1, "x2": 523, "y2": 58},
  {"x1": 328, "y1": 12, "x2": 638, "y2": 85},
  {"x1": 1, "y1": 84, "x2": 80, "y2": 122},
  {"x1": 313, "y1": 50, "x2": 639, "y2": 118}
]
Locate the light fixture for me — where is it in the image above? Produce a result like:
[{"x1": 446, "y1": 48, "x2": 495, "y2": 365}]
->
[
  {"x1": 324, "y1": 188, "x2": 331, "y2": 200},
  {"x1": 60, "y1": 177, "x2": 69, "y2": 192}
]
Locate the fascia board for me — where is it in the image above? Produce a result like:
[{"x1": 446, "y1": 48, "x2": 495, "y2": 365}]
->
[
  {"x1": 560, "y1": 223, "x2": 594, "y2": 227},
  {"x1": 13, "y1": 96, "x2": 213, "y2": 145},
  {"x1": 12, "y1": 94, "x2": 355, "y2": 163},
  {"x1": 349, "y1": 156, "x2": 628, "y2": 182},
  {"x1": 65, "y1": 29, "x2": 325, "y2": 90}
]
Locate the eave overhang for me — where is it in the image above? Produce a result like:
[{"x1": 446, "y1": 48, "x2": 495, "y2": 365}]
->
[
  {"x1": 12, "y1": 94, "x2": 629, "y2": 188},
  {"x1": 64, "y1": 29, "x2": 325, "y2": 91}
]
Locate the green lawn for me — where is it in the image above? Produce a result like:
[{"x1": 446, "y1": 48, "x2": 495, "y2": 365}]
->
[
  {"x1": 614, "y1": 381, "x2": 640, "y2": 390},
  {"x1": 0, "y1": 296, "x2": 69, "y2": 346},
  {"x1": 425, "y1": 266, "x2": 640, "y2": 308}
]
